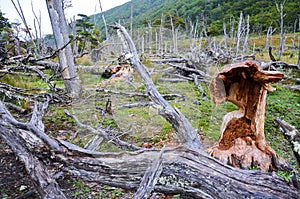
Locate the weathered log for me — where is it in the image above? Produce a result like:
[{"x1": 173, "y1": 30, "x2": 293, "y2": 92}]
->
[
  {"x1": 261, "y1": 61, "x2": 300, "y2": 70},
  {"x1": 167, "y1": 62, "x2": 211, "y2": 78},
  {"x1": 157, "y1": 78, "x2": 188, "y2": 83},
  {"x1": 283, "y1": 85, "x2": 300, "y2": 91},
  {"x1": 3, "y1": 111, "x2": 300, "y2": 199},
  {"x1": 209, "y1": 61, "x2": 285, "y2": 171},
  {"x1": 59, "y1": 145, "x2": 300, "y2": 199},
  {"x1": 149, "y1": 58, "x2": 188, "y2": 63},
  {"x1": 0, "y1": 125, "x2": 66, "y2": 199},
  {"x1": 97, "y1": 88, "x2": 185, "y2": 102},
  {"x1": 1, "y1": 99, "x2": 299, "y2": 198},
  {"x1": 276, "y1": 117, "x2": 300, "y2": 166},
  {"x1": 0, "y1": 100, "x2": 66, "y2": 198},
  {"x1": 0, "y1": 80, "x2": 299, "y2": 198}
]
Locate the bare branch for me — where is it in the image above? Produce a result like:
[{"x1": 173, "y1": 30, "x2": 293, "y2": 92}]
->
[{"x1": 64, "y1": 109, "x2": 142, "y2": 151}]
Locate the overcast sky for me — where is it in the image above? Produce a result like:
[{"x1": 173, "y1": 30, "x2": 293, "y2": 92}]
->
[{"x1": 0, "y1": 0, "x2": 130, "y2": 35}]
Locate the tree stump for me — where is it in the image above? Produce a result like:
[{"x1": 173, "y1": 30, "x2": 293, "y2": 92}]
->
[{"x1": 209, "y1": 61, "x2": 284, "y2": 171}]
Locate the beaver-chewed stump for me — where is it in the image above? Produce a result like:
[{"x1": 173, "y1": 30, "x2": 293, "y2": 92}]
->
[{"x1": 209, "y1": 61, "x2": 285, "y2": 171}]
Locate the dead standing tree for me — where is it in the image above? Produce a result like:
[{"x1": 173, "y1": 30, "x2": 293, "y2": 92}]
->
[
  {"x1": 46, "y1": 0, "x2": 82, "y2": 99},
  {"x1": 0, "y1": 25, "x2": 299, "y2": 198},
  {"x1": 209, "y1": 61, "x2": 285, "y2": 171},
  {"x1": 276, "y1": 0, "x2": 287, "y2": 60}
]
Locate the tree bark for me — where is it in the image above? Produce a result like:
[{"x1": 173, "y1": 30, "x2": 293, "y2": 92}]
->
[{"x1": 46, "y1": 0, "x2": 82, "y2": 99}]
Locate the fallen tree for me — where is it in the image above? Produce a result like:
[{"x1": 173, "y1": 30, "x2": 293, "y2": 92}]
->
[{"x1": 0, "y1": 24, "x2": 299, "y2": 198}]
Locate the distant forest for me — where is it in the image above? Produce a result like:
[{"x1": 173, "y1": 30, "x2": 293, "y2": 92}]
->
[{"x1": 92, "y1": 0, "x2": 300, "y2": 36}]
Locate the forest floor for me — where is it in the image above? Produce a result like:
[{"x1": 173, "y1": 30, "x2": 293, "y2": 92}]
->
[{"x1": 0, "y1": 55, "x2": 299, "y2": 198}]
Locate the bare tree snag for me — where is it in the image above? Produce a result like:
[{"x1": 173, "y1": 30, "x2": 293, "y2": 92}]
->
[
  {"x1": 209, "y1": 61, "x2": 285, "y2": 171},
  {"x1": 46, "y1": 0, "x2": 82, "y2": 99}
]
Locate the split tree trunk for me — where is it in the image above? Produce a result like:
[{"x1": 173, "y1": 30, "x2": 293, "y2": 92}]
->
[
  {"x1": 209, "y1": 61, "x2": 285, "y2": 171},
  {"x1": 46, "y1": 0, "x2": 82, "y2": 99}
]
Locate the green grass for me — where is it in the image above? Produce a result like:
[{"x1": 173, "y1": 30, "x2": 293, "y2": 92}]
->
[{"x1": 265, "y1": 84, "x2": 300, "y2": 169}]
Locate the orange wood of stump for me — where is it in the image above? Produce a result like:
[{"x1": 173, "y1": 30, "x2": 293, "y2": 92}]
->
[{"x1": 209, "y1": 61, "x2": 284, "y2": 171}]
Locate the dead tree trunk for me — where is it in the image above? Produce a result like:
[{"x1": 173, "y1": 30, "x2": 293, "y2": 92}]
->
[
  {"x1": 98, "y1": 0, "x2": 109, "y2": 40},
  {"x1": 148, "y1": 21, "x2": 152, "y2": 54},
  {"x1": 159, "y1": 14, "x2": 164, "y2": 54},
  {"x1": 291, "y1": 19, "x2": 298, "y2": 50},
  {"x1": 229, "y1": 16, "x2": 235, "y2": 54},
  {"x1": 209, "y1": 61, "x2": 285, "y2": 171},
  {"x1": 46, "y1": 0, "x2": 82, "y2": 99},
  {"x1": 276, "y1": 0, "x2": 286, "y2": 60},
  {"x1": 170, "y1": 16, "x2": 176, "y2": 53},
  {"x1": 264, "y1": 26, "x2": 271, "y2": 50},
  {"x1": 189, "y1": 21, "x2": 194, "y2": 51},
  {"x1": 298, "y1": 35, "x2": 300, "y2": 66},
  {"x1": 130, "y1": 0, "x2": 133, "y2": 37},
  {"x1": 242, "y1": 15, "x2": 250, "y2": 55},
  {"x1": 223, "y1": 21, "x2": 228, "y2": 54},
  {"x1": 235, "y1": 12, "x2": 243, "y2": 57}
]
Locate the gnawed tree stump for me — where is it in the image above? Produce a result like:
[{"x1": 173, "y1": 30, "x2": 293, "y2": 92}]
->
[{"x1": 209, "y1": 61, "x2": 285, "y2": 171}]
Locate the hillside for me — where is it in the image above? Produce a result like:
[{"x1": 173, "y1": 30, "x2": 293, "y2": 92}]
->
[{"x1": 93, "y1": 0, "x2": 300, "y2": 37}]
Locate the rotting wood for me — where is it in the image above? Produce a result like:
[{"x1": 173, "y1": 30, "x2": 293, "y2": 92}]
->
[
  {"x1": 149, "y1": 58, "x2": 188, "y2": 63},
  {"x1": 209, "y1": 61, "x2": 286, "y2": 171},
  {"x1": 283, "y1": 85, "x2": 300, "y2": 91}
]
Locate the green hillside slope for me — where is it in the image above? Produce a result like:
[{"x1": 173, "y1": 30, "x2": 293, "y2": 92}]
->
[{"x1": 93, "y1": 0, "x2": 299, "y2": 37}]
